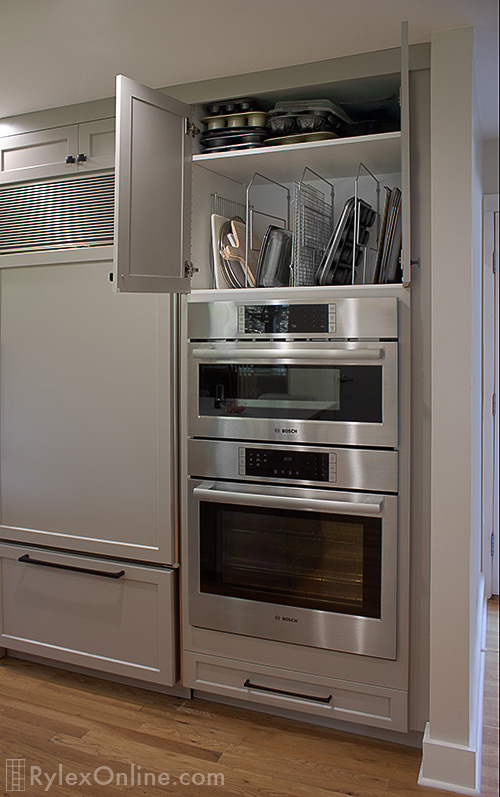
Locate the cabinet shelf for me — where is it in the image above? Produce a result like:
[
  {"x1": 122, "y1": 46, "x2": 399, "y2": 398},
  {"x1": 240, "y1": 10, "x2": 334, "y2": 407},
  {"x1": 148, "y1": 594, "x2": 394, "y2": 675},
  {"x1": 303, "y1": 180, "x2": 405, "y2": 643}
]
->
[{"x1": 193, "y1": 131, "x2": 401, "y2": 184}]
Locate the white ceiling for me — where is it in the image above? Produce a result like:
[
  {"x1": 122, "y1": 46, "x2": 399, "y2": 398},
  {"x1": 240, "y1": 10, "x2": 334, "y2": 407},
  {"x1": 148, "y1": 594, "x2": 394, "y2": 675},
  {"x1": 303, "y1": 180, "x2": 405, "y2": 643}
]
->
[{"x1": 1, "y1": 0, "x2": 498, "y2": 138}]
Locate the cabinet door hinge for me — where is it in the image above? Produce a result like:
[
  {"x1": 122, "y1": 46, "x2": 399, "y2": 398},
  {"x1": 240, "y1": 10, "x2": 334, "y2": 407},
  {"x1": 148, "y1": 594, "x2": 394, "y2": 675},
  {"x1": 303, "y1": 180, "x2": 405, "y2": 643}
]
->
[
  {"x1": 491, "y1": 532, "x2": 495, "y2": 557},
  {"x1": 184, "y1": 261, "x2": 199, "y2": 279},
  {"x1": 185, "y1": 118, "x2": 201, "y2": 138},
  {"x1": 493, "y1": 393, "x2": 497, "y2": 416},
  {"x1": 493, "y1": 251, "x2": 497, "y2": 274}
]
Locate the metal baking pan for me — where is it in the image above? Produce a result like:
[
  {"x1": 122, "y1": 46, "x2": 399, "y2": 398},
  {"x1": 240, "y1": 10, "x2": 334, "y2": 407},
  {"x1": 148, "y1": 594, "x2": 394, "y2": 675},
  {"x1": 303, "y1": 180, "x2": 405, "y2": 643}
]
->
[
  {"x1": 255, "y1": 226, "x2": 293, "y2": 288},
  {"x1": 316, "y1": 198, "x2": 376, "y2": 286},
  {"x1": 269, "y1": 99, "x2": 352, "y2": 125},
  {"x1": 200, "y1": 130, "x2": 268, "y2": 150}
]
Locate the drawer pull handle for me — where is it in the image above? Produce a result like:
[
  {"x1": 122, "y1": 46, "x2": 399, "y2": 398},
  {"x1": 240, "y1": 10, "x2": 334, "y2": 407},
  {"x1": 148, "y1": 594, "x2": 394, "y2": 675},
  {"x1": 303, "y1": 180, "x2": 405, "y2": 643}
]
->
[
  {"x1": 243, "y1": 678, "x2": 332, "y2": 705},
  {"x1": 18, "y1": 554, "x2": 125, "y2": 579}
]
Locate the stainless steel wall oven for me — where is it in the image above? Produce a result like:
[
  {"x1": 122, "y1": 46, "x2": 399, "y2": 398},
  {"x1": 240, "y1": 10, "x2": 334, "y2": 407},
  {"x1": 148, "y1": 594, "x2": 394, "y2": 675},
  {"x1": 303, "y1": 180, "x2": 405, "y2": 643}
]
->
[
  {"x1": 185, "y1": 294, "x2": 401, "y2": 661},
  {"x1": 188, "y1": 296, "x2": 398, "y2": 448}
]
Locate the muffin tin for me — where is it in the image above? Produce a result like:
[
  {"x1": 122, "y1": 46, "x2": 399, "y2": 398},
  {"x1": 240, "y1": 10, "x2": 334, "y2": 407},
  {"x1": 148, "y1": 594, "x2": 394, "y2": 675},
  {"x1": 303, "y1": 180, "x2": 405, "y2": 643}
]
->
[
  {"x1": 265, "y1": 99, "x2": 352, "y2": 139},
  {"x1": 199, "y1": 97, "x2": 270, "y2": 152},
  {"x1": 205, "y1": 98, "x2": 261, "y2": 116},
  {"x1": 267, "y1": 111, "x2": 338, "y2": 135},
  {"x1": 201, "y1": 111, "x2": 268, "y2": 130}
]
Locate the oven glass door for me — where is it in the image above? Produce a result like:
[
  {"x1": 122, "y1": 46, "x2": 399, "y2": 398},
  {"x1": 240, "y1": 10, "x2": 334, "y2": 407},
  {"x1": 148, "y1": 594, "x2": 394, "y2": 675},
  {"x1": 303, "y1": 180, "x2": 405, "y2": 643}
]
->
[
  {"x1": 200, "y1": 502, "x2": 382, "y2": 618},
  {"x1": 189, "y1": 342, "x2": 397, "y2": 447},
  {"x1": 189, "y1": 481, "x2": 398, "y2": 659},
  {"x1": 198, "y1": 363, "x2": 381, "y2": 423}
]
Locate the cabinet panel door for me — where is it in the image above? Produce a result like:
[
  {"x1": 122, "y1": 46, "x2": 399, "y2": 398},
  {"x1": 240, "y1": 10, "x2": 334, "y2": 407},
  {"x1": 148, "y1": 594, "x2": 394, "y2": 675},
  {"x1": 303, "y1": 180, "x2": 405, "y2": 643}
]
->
[
  {"x1": 0, "y1": 126, "x2": 79, "y2": 183},
  {"x1": 78, "y1": 118, "x2": 116, "y2": 171},
  {"x1": 182, "y1": 651, "x2": 408, "y2": 731},
  {"x1": 0, "y1": 263, "x2": 178, "y2": 565},
  {"x1": 0, "y1": 544, "x2": 178, "y2": 686},
  {"x1": 114, "y1": 75, "x2": 192, "y2": 294}
]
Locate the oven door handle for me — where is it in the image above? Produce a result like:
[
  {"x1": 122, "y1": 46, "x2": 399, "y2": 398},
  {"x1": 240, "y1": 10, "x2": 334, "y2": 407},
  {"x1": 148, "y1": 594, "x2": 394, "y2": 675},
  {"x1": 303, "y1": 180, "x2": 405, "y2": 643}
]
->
[
  {"x1": 191, "y1": 347, "x2": 383, "y2": 361},
  {"x1": 194, "y1": 485, "x2": 383, "y2": 516}
]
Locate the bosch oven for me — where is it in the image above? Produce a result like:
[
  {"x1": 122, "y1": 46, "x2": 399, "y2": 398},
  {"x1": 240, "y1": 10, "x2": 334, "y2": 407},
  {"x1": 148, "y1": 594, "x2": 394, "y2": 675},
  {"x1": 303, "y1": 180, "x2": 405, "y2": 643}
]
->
[
  {"x1": 186, "y1": 439, "x2": 399, "y2": 659},
  {"x1": 187, "y1": 297, "x2": 398, "y2": 448}
]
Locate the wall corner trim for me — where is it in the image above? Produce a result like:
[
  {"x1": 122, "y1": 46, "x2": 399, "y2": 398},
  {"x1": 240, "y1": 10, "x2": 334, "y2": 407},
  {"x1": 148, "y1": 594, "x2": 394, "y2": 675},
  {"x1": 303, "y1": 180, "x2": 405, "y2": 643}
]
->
[{"x1": 418, "y1": 714, "x2": 483, "y2": 796}]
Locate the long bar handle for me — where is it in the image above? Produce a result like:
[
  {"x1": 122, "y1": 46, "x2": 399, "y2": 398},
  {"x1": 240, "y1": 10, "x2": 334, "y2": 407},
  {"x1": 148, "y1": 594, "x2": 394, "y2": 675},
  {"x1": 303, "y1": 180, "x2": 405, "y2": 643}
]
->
[
  {"x1": 192, "y1": 348, "x2": 383, "y2": 361},
  {"x1": 243, "y1": 678, "x2": 333, "y2": 705},
  {"x1": 18, "y1": 554, "x2": 125, "y2": 579},
  {"x1": 194, "y1": 485, "x2": 383, "y2": 516}
]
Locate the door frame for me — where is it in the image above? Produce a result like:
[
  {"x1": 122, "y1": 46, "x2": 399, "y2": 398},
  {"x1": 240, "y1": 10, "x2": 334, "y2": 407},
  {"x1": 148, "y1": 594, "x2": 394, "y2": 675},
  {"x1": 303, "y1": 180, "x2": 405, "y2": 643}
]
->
[{"x1": 482, "y1": 194, "x2": 499, "y2": 597}]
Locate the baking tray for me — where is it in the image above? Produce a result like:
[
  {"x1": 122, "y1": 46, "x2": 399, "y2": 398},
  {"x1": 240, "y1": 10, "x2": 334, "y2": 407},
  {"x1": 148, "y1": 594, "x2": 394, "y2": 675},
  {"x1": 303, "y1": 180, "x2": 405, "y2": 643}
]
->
[{"x1": 316, "y1": 198, "x2": 376, "y2": 286}]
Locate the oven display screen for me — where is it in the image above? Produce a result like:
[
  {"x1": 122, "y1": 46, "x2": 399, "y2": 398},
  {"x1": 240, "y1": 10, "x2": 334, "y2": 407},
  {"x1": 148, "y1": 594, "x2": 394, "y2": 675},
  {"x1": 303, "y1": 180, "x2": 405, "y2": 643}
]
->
[
  {"x1": 244, "y1": 448, "x2": 331, "y2": 482},
  {"x1": 242, "y1": 304, "x2": 331, "y2": 334}
]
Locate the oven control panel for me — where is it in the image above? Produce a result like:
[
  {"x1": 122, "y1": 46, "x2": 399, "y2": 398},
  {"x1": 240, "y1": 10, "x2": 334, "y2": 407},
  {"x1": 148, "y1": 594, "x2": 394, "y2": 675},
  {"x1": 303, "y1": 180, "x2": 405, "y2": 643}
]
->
[
  {"x1": 239, "y1": 447, "x2": 337, "y2": 483},
  {"x1": 238, "y1": 303, "x2": 336, "y2": 335}
]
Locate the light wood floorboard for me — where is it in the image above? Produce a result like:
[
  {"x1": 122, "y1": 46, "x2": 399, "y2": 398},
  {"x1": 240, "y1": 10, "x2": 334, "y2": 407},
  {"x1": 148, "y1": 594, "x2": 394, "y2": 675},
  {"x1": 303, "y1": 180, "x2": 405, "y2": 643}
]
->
[
  {"x1": 481, "y1": 597, "x2": 499, "y2": 797},
  {"x1": 0, "y1": 600, "x2": 498, "y2": 796}
]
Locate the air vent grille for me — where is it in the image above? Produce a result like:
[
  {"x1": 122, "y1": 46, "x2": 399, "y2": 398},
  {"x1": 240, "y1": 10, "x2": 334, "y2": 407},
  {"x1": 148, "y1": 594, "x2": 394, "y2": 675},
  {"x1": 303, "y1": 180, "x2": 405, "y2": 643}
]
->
[{"x1": 0, "y1": 173, "x2": 114, "y2": 254}]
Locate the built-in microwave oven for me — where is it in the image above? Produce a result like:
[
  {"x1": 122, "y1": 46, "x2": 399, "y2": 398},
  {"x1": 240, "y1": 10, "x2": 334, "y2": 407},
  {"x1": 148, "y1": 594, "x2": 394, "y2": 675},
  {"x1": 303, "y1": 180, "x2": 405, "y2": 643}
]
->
[{"x1": 187, "y1": 297, "x2": 398, "y2": 448}]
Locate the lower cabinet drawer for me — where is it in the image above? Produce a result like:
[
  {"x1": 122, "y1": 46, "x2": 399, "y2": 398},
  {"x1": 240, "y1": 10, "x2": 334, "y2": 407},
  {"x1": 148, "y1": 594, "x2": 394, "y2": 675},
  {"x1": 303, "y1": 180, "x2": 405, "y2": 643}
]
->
[
  {"x1": 0, "y1": 543, "x2": 177, "y2": 686},
  {"x1": 183, "y1": 651, "x2": 408, "y2": 732}
]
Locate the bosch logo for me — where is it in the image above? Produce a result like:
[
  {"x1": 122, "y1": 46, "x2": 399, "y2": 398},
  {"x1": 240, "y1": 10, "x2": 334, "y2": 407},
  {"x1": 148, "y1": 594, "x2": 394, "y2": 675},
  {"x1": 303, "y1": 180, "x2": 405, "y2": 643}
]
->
[
  {"x1": 274, "y1": 427, "x2": 298, "y2": 434},
  {"x1": 274, "y1": 614, "x2": 298, "y2": 623}
]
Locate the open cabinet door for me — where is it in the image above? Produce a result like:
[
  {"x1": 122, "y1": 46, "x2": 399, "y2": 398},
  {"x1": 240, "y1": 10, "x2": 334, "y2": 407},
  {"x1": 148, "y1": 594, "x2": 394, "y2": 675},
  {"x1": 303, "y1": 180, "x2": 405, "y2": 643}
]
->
[
  {"x1": 114, "y1": 75, "x2": 192, "y2": 293},
  {"x1": 400, "y1": 22, "x2": 411, "y2": 286}
]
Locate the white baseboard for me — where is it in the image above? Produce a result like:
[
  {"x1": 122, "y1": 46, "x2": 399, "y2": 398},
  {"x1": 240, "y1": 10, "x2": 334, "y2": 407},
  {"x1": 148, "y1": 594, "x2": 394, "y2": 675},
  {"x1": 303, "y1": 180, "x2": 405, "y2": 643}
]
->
[
  {"x1": 418, "y1": 716, "x2": 483, "y2": 796},
  {"x1": 418, "y1": 632, "x2": 486, "y2": 795},
  {"x1": 418, "y1": 578, "x2": 487, "y2": 795}
]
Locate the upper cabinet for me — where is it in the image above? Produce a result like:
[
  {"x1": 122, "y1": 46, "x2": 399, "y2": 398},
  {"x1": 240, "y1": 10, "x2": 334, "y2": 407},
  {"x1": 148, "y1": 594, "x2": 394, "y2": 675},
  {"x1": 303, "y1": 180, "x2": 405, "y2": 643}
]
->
[
  {"x1": 113, "y1": 31, "x2": 411, "y2": 296},
  {"x1": 76, "y1": 119, "x2": 116, "y2": 172},
  {"x1": 0, "y1": 119, "x2": 115, "y2": 184}
]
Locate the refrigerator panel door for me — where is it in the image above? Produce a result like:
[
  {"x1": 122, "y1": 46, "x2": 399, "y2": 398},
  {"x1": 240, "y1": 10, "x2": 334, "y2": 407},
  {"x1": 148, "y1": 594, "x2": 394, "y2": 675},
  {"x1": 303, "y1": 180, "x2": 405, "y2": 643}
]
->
[{"x1": 0, "y1": 263, "x2": 178, "y2": 565}]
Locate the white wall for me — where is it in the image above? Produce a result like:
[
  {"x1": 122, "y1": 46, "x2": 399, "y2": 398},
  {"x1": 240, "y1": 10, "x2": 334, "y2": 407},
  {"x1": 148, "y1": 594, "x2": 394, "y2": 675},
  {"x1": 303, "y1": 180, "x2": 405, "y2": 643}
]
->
[{"x1": 419, "y1": 26, "x2": 485, "y2": 796}]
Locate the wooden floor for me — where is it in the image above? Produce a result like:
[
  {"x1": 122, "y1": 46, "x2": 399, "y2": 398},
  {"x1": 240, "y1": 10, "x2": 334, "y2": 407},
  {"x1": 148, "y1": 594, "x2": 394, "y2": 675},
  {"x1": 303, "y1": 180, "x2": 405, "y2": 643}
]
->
[
  {"x1": 482, "y1": 597, "x2": 499, "y2": 797},
  {"x1": 0, "y1": 600, "x2": 498, "y2": 797}
]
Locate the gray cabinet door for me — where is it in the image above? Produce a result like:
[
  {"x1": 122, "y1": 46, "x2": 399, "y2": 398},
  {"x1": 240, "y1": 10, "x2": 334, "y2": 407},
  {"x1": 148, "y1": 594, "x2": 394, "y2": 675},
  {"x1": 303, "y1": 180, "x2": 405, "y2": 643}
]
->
[
  {"x1": 0, "y1": 543, "x2": 178, "y2": 686},
  {"x1": 114, "y1": 75, "x2": 192, "y2": 294},
  {"x1": 78, "y1": 118, "x2": 116, "y2": 171},
  {"x1": 0, "y1": 126, "x2": 79, "y2": 183},
  {"x1": 0, "y1": 120, "x2": 116, "y2": 184}
]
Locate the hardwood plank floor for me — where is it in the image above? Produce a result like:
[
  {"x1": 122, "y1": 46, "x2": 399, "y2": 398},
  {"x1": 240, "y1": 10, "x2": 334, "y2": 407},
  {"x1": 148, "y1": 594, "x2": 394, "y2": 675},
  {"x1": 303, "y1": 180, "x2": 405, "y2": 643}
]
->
[
  {"x1": 481, "y1": 597, "x2": 499, "y2": 797},
  {"x1": 0, "y1": 600, "x2": 498, "y2": 796}
]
